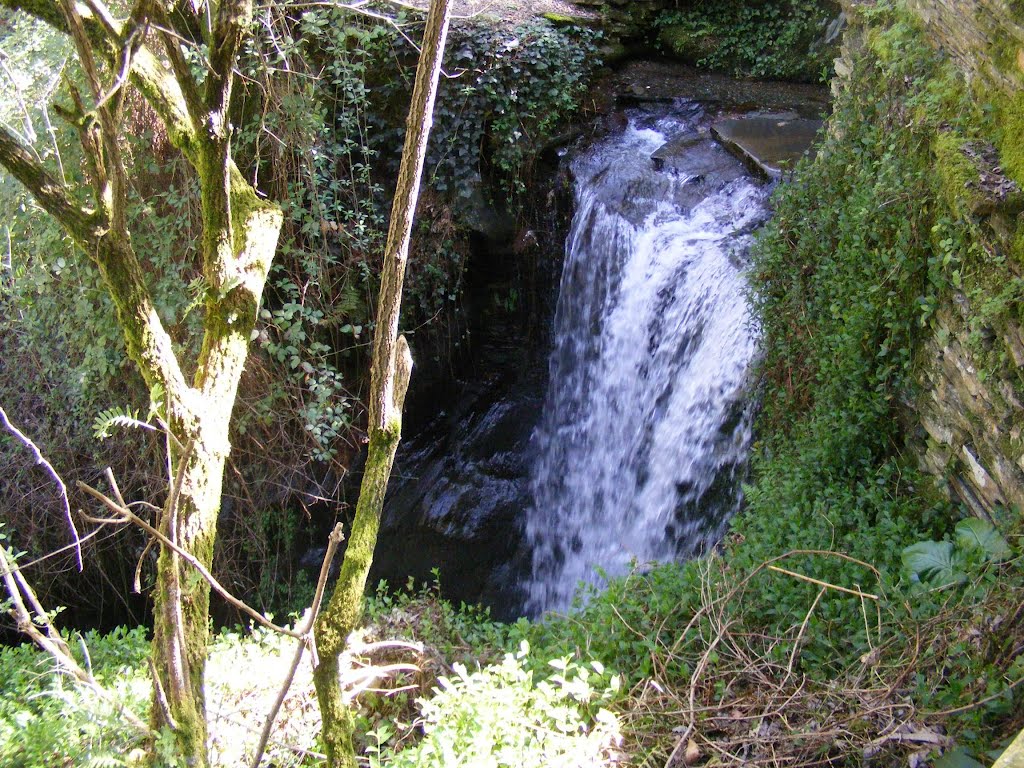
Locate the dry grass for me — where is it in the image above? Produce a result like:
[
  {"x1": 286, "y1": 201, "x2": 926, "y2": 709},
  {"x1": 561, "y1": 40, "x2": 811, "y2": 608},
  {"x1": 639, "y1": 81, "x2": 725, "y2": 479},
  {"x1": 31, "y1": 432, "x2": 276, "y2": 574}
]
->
[{"x1": 602, "y1": 554, "x2": 1024, "y2": 768}]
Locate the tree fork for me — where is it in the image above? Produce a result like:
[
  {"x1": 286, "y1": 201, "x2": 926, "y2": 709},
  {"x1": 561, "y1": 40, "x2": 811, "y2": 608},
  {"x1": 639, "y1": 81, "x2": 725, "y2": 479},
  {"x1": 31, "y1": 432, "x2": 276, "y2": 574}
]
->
[{"x1": 0, "y1": 1, "x2": 282, "y2": 765}]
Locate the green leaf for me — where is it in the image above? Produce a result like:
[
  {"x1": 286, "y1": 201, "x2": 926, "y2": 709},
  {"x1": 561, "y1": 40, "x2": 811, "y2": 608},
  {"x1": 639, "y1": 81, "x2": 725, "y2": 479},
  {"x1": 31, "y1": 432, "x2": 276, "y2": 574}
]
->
[
  {"x1": 902, "y1": 540, "x2": 963, "y2": 585},
  {"x1": 934, "y1": 748, "x2": 985, "y2": 768},
  {"x1": 954, "y1": 518, "x2": 1011, "y2": 561},
  {"x1": 92, "y1": 407, "x2": 142, "y2": 440}
]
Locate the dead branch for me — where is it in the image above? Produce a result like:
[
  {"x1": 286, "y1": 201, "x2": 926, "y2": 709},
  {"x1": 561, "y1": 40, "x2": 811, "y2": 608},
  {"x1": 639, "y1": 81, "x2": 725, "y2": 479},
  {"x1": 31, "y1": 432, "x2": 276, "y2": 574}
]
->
[
  {"x1": 77, "y1": 476, "x2": 303, "y2": 639},
  {"x1": 250, "y1": 522, "x2": 344, "y2": 768},
  {"x1": 0, "y1": 404, "x2": 82, "y2": 570},
  {"x1": 767, "y1": 565, "x2": 879, "y2": 600}
]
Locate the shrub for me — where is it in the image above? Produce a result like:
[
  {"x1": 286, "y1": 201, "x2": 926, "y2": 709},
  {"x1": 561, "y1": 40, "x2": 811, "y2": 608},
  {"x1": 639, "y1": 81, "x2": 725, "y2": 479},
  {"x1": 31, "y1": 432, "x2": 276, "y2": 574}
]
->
[
  {"x1": 368, "y1": 642, "x2": 621, "y2": 768},
  {"x1": 655, "y1": 0, "x2": 838, "y2": 81}
]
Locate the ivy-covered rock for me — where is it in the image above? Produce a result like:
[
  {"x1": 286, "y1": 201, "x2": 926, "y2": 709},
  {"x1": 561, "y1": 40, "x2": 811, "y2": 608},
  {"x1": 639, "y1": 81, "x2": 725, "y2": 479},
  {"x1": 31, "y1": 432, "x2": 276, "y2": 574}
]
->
[{"x1": 568, "y1": 0, "x2": 843, "y2": 81}]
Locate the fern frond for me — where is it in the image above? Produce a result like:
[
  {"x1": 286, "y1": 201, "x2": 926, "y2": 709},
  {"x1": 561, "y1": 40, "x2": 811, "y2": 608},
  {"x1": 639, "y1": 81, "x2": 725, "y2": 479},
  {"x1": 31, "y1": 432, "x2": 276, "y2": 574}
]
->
[{"x1": 92, "y1": 407, "x2": 143, "y2": 440}]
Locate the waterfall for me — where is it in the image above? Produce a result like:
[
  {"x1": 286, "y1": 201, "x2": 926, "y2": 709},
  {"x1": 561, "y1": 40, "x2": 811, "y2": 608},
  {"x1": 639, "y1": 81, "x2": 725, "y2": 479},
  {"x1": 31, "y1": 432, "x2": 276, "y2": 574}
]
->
[{"x1": 524, "y1": 108, "x2": 768, "y2": 614}]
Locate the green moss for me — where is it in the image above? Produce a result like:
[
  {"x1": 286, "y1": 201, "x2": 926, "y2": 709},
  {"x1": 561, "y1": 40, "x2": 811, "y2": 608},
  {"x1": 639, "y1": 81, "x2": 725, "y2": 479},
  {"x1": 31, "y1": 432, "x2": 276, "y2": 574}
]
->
[
  {"x1": 1013, "y1": 226, "x2": 1024, "y2": 269},
  {"x1": 540, "y1": 12, "x2": 594, "y2": 27},
  {"x1": 995, "y1": 91, "x2": 1024, "y2": 185},
  {"x1": 934, "y1": 131, "x2": 980, "y2": 217},
  {"x1": 656, "y1": 24, "x2": 719, "y2": 65}
]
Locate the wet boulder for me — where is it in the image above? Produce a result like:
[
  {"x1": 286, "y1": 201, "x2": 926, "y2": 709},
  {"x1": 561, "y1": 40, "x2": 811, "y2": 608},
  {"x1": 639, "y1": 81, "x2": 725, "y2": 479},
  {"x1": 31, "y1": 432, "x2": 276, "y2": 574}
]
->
[{"x1": 711, "y1": 114, "x2": 824, "y2": 179}]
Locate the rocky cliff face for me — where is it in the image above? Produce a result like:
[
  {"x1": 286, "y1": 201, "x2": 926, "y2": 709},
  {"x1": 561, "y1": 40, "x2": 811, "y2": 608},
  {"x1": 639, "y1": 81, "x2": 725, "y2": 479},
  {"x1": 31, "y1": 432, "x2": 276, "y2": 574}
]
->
[
  {"x1": 840, "y1": 0, "x2": 1024, "y2": 524},
  {"x1": 906, "y1": 0, "x2": 1024, "y2": 92}
]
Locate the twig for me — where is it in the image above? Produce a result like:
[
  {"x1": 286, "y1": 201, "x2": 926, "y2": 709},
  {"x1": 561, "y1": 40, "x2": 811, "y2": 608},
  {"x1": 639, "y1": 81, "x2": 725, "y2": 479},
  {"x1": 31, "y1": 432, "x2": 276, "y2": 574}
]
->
[
  {"x1": 0, "y1": 55, "x2": 37, "y2": 145},
  {"x1": 93, "y1": 26, "x2": 140, "y2": 111},
  {"x1": 78, "y1": 478, "x2": 303, "y2": 639},
  {"x1": 6, "y1": 528, "x2": 103, "y2": 573},
  {"x1": 214, "y1": 711, "x2": 326, "y2": 762},
  {"x1": 670, "y1": 549, "x2": 881, "y2": 659},
  {"x1": 350, "y1": 640, "x2": 424, "y2": 655},
  {"x1": 250, "y1": 523, "x2": 344, "y2": 768},
  {"x1": 767, "y1": 565, "x2": 879, "y2": 600},
  {"x1": 663, "y1": 725, "x2": 692, "y2": 768},
  {"x1": 783, "y1": 587, "x2": 827, "y2": 686},
  {"x1": 0, "y1": 404, "x2": 82, "y2": 570},
  {"x1": 341, "y1": 663, "x2": 421, "y2": 695}
]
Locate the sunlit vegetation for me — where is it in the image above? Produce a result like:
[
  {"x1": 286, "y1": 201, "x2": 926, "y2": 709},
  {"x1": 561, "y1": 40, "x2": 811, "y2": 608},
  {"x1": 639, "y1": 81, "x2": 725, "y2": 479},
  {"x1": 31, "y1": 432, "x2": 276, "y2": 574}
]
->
[{"x1": 2, "y1": 0, "x2": 1022, "y2": 766}]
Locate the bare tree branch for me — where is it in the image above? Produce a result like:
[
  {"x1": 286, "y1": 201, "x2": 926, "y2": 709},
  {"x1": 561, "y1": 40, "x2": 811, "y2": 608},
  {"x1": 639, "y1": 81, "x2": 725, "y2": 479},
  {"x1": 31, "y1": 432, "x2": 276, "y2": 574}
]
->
[
  {"x1": 78, "y1": 477, "x2": 304, "y2": 639},
  {"x1": 251, "y1": 523, "x2": 344, "y2": 768},
  {"x1": 0, "y1": 0, "x2": 202, "y2": 160},
  {"x1": 151, "y1": 1, "x2": 207, "y2": 131},
  {"x1": 57, "y1": 0, "x2": 132, "y2": 233},
  {"x1": 0, "y1": 405, "x2": 82, "y2": 569},
  {"x1": 206, "y1": 0, "x2": 251, "y2": 129}
]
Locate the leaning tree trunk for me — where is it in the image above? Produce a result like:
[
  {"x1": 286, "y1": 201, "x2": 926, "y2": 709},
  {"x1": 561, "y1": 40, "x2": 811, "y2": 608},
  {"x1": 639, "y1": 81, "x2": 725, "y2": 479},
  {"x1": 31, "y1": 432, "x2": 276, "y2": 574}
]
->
[
  {"x1": 312, "y1": 1, "x2": 452, "y2": 765},
  {"x1": 992, "y1": 728, "x2": 1024, "y2": 768}
]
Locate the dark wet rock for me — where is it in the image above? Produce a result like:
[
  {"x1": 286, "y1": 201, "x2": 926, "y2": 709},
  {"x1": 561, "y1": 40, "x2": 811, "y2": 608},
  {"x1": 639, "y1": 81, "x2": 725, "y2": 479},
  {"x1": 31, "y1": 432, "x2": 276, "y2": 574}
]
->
[
  {"x1": 711, "y1": 114, "x2": 824, "y2": 179},
  {"x1": 650, "y1": 133, "x2": 705, "y2": 171},
  {"x1": 457, "y1": 180, "x2": 517, "y2": 245},
  {"x1": 370, "y1": 383, "x2": 540, "y2": 620}
]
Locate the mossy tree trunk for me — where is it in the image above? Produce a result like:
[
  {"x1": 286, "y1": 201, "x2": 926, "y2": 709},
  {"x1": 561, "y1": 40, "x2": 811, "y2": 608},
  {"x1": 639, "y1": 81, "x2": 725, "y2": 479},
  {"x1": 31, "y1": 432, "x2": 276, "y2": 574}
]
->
[
  {"x1": 312, "y1": 1, "x2": 452, "y2": 765},
  {"x1": 0, "y1": 0, "x2": 281, "y2": 764}
]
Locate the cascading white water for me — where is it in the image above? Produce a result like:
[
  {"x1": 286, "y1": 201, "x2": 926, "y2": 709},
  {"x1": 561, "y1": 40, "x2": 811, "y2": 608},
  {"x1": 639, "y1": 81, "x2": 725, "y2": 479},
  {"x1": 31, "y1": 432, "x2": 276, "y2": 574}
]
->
[{"x1": 524, "y1": 108, "x2": 768, "y2": 614}]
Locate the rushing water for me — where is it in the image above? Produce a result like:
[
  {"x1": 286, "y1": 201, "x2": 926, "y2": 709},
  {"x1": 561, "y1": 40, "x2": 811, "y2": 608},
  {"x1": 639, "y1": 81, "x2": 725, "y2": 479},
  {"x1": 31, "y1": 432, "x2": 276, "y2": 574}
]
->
[{"x1": 523, "y1": 107, "x2": 769, "y2": 614}]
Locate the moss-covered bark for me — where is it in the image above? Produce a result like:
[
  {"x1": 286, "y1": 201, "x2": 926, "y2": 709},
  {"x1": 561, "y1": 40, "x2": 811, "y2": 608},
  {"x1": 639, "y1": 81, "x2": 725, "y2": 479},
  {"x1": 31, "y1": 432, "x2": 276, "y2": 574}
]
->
[
  {"x1": 312, "y1": 1, "x2": 452, "y2": 765},
  {"x1": 313, "y1": 415, "x2": 405, "y2": 765},
  {"x1": 0, "y1": 1, "x2": 282, "y2": 765}
]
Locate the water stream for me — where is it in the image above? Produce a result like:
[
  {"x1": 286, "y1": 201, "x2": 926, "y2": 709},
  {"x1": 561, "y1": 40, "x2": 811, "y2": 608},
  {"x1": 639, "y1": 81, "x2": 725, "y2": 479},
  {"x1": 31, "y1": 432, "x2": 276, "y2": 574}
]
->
[{"x1": 523, "y1": 107, "x2": 769, "y2": 614}]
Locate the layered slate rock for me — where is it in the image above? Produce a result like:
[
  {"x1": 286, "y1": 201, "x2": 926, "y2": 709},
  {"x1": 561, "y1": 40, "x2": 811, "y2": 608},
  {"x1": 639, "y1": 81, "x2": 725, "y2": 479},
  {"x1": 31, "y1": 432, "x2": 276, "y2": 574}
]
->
[
  {"x1": 881, "y1": 0, "x2": 1024, "y2": 524},
  {"x1": 710, "y1": 114, "x2": 824, "y2": 179}
]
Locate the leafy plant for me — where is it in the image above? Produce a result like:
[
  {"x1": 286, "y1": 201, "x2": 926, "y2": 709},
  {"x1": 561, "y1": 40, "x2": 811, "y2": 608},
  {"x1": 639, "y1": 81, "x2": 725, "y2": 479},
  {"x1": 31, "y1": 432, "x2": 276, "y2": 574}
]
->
[
  {"x1": 368, "y1": 641, "x2": 621, "y2": 768},
  {"x1": 0, "y1": 626, "x2": 150, "y2": 768},
  {"x1": 654, "y1": 0, "x2": 837, "y2": 81},
  {"x1": 903, "y1": 518, "x2": 1012, "y2": 586}
]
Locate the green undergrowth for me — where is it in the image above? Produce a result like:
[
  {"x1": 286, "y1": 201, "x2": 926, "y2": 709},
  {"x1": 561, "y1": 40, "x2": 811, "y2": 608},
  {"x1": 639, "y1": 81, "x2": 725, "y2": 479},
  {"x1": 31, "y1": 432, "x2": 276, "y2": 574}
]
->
[
  {"x1": 0, "y1": 626, "x2": 151, "y2": 768},
  {"x1": 0, "y1": 582, "x2": 621, "y2": 768}
]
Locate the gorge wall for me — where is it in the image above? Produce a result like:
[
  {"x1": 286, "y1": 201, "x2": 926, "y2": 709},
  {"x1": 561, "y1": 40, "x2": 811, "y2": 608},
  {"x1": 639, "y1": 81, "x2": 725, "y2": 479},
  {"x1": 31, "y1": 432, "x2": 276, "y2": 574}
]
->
[
  {"x1": 561, "y1": 0, "x2": 843, "y2": 80},
  {"x1": 848, "y1": 0, "x2": 1024, "y2": 526}
]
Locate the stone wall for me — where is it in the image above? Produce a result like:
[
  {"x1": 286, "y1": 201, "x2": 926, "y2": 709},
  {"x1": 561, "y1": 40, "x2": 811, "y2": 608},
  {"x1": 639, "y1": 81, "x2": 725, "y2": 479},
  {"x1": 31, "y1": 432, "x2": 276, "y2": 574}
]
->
[
  {"x1": 906, "y1": 0, "x2": 1024, "y2": 92},
  {"x1": 863, "y1": 1, "x2": 1024, "y2": 523}
]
